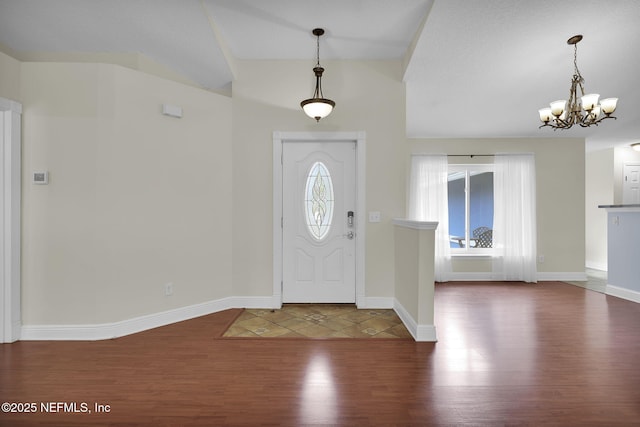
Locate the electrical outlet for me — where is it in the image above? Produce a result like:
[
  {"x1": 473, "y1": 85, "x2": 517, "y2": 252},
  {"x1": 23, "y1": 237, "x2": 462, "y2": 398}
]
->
[
  {"x1": 165, "y1": 282, "x2": 173, "y2": 296},
  {"x1": 538, "y1": 255, "x2": 545, "y2": 264}
]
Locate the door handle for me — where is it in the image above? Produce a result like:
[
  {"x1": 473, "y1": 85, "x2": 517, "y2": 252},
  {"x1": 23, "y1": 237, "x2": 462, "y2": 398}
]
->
[{"x1": 343, "y1": 231, "x2": 355, "y2": 240}]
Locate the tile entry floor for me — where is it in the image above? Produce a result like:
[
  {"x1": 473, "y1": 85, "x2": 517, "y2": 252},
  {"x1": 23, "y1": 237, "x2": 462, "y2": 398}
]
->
[{"x1": 222, "y1": 304, "x2": 412, "y2": 339}]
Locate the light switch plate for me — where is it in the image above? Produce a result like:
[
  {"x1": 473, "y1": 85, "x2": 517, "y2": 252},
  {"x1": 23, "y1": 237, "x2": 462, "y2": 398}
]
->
[{"x1": 369, "y1": 211, "x2": 381, "y2": 223}]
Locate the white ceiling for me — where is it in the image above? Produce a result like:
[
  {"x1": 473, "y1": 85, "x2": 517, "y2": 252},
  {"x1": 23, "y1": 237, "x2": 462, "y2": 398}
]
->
[{"x1": 1, "y1": 0, "x2": 638, "y2": 150}]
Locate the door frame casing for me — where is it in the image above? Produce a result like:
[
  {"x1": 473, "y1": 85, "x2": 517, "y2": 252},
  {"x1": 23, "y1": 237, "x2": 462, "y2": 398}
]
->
[
  {"x1": 273, "y1": 131, "x2": 366, "y2": 307},
  {"x1": 1, "y1": 98, "x2": 22, "y2": 343},
  {"x1": 622, "y1": 162, "x2": 640, "y2": 204}
]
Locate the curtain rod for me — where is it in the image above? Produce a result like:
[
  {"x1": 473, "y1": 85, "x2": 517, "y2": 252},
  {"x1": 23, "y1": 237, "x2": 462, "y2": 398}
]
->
[
  {"x1": 447, "y1": 154, "x2": 495, "y2": 158},
  {"x1": 412, "y1": 153, "x2": 534, "y2": 158},
  {"x1": 448, "y1": 153, "x2": 534, "y2": 157}
]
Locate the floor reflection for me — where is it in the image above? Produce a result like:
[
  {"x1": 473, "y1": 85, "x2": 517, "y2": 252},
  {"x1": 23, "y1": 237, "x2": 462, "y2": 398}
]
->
[
  {"x1": 299, "y1": 352, "x2": 338, "y2": 425},
  {"x1": 434, "y1": 286, "x2": 538, "y2": 384}
]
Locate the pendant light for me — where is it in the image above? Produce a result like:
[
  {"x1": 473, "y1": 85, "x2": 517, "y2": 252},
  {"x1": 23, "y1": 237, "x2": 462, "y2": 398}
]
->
[{"x1": 301, "y1": 28, "x2": 335, "y2": 122}]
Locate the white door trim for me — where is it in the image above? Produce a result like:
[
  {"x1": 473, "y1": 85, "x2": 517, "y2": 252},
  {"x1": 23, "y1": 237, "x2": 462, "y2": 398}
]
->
[
  {"x1": 273, "y1": 131, "x2": 366, "y2": 307},
  {"x1": 1, "y1": 97, "x2": 22, "y2": 343},
  {"x1": 622, "y1": 162, "x2": 640, "y2": 204}
]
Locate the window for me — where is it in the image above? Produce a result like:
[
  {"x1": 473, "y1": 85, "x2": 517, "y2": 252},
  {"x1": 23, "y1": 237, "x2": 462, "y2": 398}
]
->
[
  {"x1": 304, "y1": 161, "x2": 334, "y2": 240},
  {"x1": 448, "y1": 165, "x2": 494, "y2": 252}
]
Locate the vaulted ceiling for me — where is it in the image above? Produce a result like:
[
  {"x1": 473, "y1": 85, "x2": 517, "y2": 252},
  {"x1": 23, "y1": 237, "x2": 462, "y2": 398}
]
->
[{"x1": 1, "y1": 0, "x2": 638, "y2": 150}]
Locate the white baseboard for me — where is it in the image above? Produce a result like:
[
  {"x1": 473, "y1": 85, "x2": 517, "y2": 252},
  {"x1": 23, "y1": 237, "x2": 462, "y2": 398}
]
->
[
  {"x1": 448, "y1": 272, "x2": 588, "y2": 282},
  {"x1": 606, "y1": 285, "x2": 640, "y2": 304},
  {"x1": 448, "y1": 272, "x2": 495, "y2": 281},
  {"x1": 232, "y1": 296, "x2": 281, "y2": 310},
  {"x1": 393, "y1": 299, "x2": 437, "y2": 342},
  {"x1": 586, "y1": 261, "x2": 607, "y2": 271},
  {"x1": 537, "y1": 272, "x2": 588, "y2": 281},
  {"x1": 359, "y1": 296, "x2": 394, "y2": 309},
  {"x1": 20, "y1": 294, "x2": 443, "y2": 342},
  {"x1": 564, "y1": 280, "x2": 606, "y2": 294},
  {"x1": 21, "y1": 296, "x2": 279, "y2": 341},
  {"x1": 415, "y1": 324, "x2": 438, "y2": 342}
]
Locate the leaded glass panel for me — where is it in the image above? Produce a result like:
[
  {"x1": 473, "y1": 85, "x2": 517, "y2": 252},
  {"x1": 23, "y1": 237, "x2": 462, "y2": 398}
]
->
[{"x1": 304, "y1": 161, "x2": 334, "y2": 240}]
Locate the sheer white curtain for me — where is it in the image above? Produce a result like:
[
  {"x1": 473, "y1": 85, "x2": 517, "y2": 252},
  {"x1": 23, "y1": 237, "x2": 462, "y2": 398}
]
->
[
  {"x1": 492, "y1": 153, "x2": 537, "y2": 282},
  {"x1": 408, "y1": 155, "x2": 452, "y2": 282}
]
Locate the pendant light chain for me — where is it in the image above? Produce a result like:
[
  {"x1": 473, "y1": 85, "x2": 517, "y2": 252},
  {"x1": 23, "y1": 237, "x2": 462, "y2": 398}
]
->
[{"x1": 316, "y1": 32, "x2": 321, "y2": 67}]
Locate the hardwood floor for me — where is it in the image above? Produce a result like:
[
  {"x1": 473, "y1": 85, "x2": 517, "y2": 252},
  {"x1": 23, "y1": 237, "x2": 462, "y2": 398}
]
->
[{"x1": 1, "y1": 281, "x2": 639, "y2": 426}]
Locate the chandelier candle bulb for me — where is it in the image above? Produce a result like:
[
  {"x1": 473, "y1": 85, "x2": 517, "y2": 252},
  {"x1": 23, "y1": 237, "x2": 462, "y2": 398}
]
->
[
  {"x1": 581, "y1": 93, "x2": 599, "y2": 111},
  {"x1": 600, "y1": 98, "x2": 618, "y2": 114},
  {"x1": 539, "y1": 108, "x2": 552, "y2": 122},
  {"x1": 550, "y1": 100, "x2": 566, "y2": 117}
]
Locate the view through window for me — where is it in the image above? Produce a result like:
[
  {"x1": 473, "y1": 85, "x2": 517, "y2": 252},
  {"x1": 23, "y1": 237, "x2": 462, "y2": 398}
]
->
[{"x1": 448, "y1": 165, "x2": 494, "y2": 251}]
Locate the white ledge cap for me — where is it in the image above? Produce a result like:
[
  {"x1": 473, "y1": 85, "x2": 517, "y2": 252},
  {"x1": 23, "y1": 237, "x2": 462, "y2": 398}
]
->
[{"x1": 392, "y1": 218, "x2": 439, "y2": 230}]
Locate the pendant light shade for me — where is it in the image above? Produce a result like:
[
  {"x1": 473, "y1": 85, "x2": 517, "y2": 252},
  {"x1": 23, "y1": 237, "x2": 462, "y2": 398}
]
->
[{"x1": 301, "y1": 28, "x2": 335, "y2": 122}]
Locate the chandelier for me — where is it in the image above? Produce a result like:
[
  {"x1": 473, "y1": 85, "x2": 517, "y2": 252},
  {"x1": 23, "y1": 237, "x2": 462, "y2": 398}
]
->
[
  {"x1": 301, "y1": 28, "x2": 335, "y2": 122},
  {"x1": 538, "y1": 35, "x2": 618, "y2": 130}
]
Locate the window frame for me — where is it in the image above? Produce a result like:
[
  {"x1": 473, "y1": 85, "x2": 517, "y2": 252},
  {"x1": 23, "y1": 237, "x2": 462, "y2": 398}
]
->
[{"x1": 448, "y1": 163, "x2": 494, "y2": 256}]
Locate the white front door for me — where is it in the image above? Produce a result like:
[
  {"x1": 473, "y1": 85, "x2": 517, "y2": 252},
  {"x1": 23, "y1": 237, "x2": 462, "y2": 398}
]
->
[
  {"x1": 282, "y1": 141, "x2": 356, "y2": 303},
  {"x1": 623, "y1": 163, "x2": 640, "y2": 204}
]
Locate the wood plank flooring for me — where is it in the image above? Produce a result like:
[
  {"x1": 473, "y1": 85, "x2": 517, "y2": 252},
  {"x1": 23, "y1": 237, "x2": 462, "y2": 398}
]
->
[{"x1": 1, "y1": 281, "x2": 639, "y2": 426}]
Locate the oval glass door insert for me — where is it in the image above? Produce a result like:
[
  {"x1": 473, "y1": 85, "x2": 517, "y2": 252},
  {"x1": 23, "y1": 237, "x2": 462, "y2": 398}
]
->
[{"x1": 304, "y1": 161, "x2": 335, "y2": 240}]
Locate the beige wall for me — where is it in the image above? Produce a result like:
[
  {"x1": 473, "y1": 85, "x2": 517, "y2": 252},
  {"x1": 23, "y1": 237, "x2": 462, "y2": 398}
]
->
[
  {"x1": 20, "y1": 62, "x2": 233, "y2": 324},
  {"x1": 585, "y1": 148, "x2": 614, "y2": 270},
  {"x1": 231, "y1": 59, "x2": 406, "y2": 299},
  {"x1": 0, "y1": 50, "x2": 21, "y2": 101},
  {"x1": 7, "y1": 51, "x2": 596, "y2": 328},
  {"x1": 407, "y1": 138, "x2": 586, "y2": 275}
]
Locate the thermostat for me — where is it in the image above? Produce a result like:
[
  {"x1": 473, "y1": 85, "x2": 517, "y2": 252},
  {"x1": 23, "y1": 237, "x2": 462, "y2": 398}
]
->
[{"x1": 33, "y1": 171, "x2": 49, "y2": 185}]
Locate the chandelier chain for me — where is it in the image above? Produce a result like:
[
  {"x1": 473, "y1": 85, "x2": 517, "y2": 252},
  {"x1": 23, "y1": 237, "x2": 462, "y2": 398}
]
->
[
  {"x1": 573, "y1": 43, "x2": 581, "y2": 79},
  {"x1": 572, "y1": 43, "x2": 585, "y2": 97}
]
